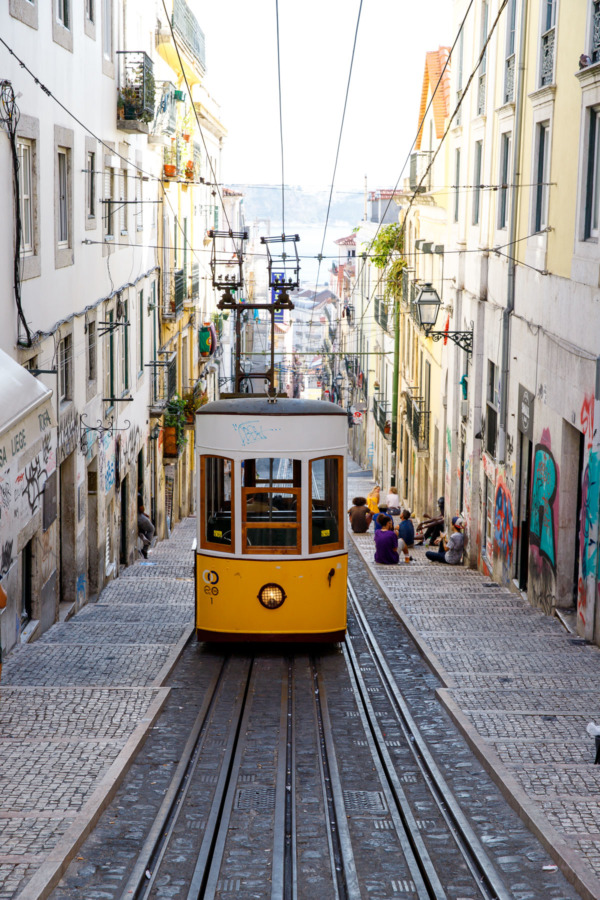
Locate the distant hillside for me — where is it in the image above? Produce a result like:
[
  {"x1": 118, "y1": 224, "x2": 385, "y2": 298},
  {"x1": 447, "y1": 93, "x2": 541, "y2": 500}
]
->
[{"x1": 229, "y1": 185, "x2": 364, "y2": 226}]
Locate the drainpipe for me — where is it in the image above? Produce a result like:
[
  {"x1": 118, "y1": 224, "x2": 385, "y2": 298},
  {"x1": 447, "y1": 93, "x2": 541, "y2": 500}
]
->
[{"x1": 499, "y1": 0, "x2": 528, "y2": 462}]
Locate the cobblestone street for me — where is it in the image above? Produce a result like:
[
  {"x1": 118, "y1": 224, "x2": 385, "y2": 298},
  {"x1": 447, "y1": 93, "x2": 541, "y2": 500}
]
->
[
  {"x1": 1, "y1": 468, "x2": 600, "y2": 898},
  {"x1": 348, "y1": 461, "x2": 600, "y2": 899},
  {"x1": 0, "y1": 519, "x2": 196, "y2": 900}
]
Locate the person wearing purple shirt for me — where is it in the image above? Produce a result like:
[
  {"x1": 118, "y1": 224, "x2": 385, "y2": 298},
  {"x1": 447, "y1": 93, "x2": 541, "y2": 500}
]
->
[{"x1": 374, "y1": 515, "x2": 399, "y2": 565}]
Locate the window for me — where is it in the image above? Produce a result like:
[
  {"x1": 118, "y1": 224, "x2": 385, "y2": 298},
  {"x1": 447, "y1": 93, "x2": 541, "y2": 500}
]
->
[
  {"x1": 456, "y1": 25, "x2": 464, "y2": 125},
  {"x1": 122, "y1": 298, "x2": 129, "y2": 391},
  {"x1": 135, "y1": 174, "x2": 143, "y2": 231},
  {"x1": 473, "y1": 140, "x2": 483, "y2": 226},
  {"x1": 592, "y1": 0, "x2": 600, "y2": 63},
  {"x1": 104, "y1": 309, "x2": 114, "y2": 408},
  {"x1": 137, "y1": 290, "x2": 144, "y2": 375},
  {"x1": 57, "y1": 0, "x2": 69, "y2": 28},
  {"x1": 504, "y1": 0, "x2": 517, "y2": 103},
  {"x1": 85, "y1": 0, "x2": 94, "y2": 22},
  {"x1": 585, "y1": 108, "x2": 600, "y2": 240},
  {"x1": 485, "y1": 360, "x2": 498, "y2": 457},
  {"x1": 310, "y1": 457, "x2": 343, "y2": 552},
  {"x1": 201, "y1": 456, "x2": 234, "y2": 552},
  {"x1": 102, "y1": 0, "x2": 112, "y2": 60},
  {"x1": 86, "y1": 151, "x2": 95, "y2": 219},
  {"x1": 87, "y1": 321, "x2": 96, "y2": 381},
  {"x1": 533, "y1": 122, "x2": 549, "y2": 232},
  {"x1": 104, "y1": 166, "x2": 114, "y2": 239},
  {"x1": 498, "y1": 132, "x2": 512, "y2": 229},
  {"x1": 59, "y1": 334, "x2": 72, "y2": 401},
  {"x1": 540, "y1": 0, "x2": 556, "y2": 87},
  {"x1": 242, "y1": 458, "x2": 301, "y2": 554},
  {"x1": 478, "y1": 0, "x2": 488, "y2": 115},
  {"x1": 121, "y1": 169, "x2": 128, "y2": 235},
  {"x1": 454, "y1": 149, "x2": 461, "y2": 222},
  {"x1": 17, "y1": 139, "x2": 33, "y2": 254},
  {"x1": 57, "y1": 149, "x2": 68, "y2": 244}
]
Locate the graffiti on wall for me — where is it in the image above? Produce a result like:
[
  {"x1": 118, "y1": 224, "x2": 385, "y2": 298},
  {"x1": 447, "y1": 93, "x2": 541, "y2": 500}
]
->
[
  {"x1": 1, "y1": 538, "x2": 13, "y2": 577},
  {"x1": 578, "y1": 396, "x2": 600, "y2": 632},
  {"x1": 530, "y1": 438, "x2": 558, "y2": 571},
  {"x1": 494, "y1": 476, "x2": 514, "y2": 565}
]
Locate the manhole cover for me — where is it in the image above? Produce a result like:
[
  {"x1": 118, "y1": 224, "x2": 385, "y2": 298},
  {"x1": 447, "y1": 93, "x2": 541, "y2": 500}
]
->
[
  {"x1": 234, "y1": 787, "x2": 276, "y2": 811},
  {"x1": 343, "y1": 790, "x2": 387, "y2": 813}
]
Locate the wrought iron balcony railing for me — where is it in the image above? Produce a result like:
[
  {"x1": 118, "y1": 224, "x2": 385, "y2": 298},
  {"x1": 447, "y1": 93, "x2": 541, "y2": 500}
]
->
[
  {"x1": 148, "y1": 351, "x2": 177, "y2": 409},
  {"x1": 541, "y1": 27, "x2": 555, "y2": 86},
  {"x1": 191, "y1": 261, "x2": 200, "y2": 301},
  {"x1": 504, "y1": 54, "x2": 515, "y2": 104},
  {"x1": 405, "y1": 390, "x2": 430, "y2": 451},
  {"x1": 409, "y1": 151, "x2": 433, "y2": 192},
  {"x1": 593, "y1": 1, "x2": 600, "y2": 62},
  {"x1": 117, "y1": 51, "x2": 155, "y2": 124},
  {"x1": 162, "y1": 268, "x2": 185, "y2": 318},
  {"x1": 373, "y1": 396, "x2": 391, "y2": 440},
  {"x1": 477, "y1": 73, "x2": 486, "y2": 116},
  {"x1": 173, "y1": 0, "x2": 206, "y2": 76},
  {"x1": 374, "y1": 295, "x2": 391, "y2": 333}
]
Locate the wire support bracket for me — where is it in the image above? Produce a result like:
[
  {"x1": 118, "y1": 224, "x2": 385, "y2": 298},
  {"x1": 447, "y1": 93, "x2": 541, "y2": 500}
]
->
[{"x1": 79, "y1": 413, "x2": 131, "y2": 454}]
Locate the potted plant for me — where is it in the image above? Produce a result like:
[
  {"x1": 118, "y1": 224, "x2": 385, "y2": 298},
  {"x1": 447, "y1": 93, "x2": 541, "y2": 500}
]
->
[
  {"x1": 119, "y1": 85, "x2": 140, "y2": 120},
  {"x1": 184, "y1": 160, "x2": 195, "y2": 180},
  {"x1": 163, "y1": 395, "x2": 187, "y2": 455},
  {"x1": 182, "y1": 389, "x2": 208, "y2": 426},
  {"x1": 163, "y1": 143, "x2": 177, "y2": 178}
]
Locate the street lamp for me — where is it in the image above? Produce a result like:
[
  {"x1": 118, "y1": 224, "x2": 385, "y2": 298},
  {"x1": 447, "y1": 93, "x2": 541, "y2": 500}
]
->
[{"x1": 415, "y1": 283, "x2": 473, "y2": 355}]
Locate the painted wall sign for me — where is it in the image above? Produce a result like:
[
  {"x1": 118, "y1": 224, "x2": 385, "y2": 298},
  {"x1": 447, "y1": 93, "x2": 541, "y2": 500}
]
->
[{"x1": 517, "y1": 384, "x2": 534, "y2": 439}]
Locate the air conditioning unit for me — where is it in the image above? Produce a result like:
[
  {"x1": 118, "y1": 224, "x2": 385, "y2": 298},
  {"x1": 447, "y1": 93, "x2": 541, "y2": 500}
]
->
[{"x1": 460, "y1": 399, "x2": 469, "y2": 420}]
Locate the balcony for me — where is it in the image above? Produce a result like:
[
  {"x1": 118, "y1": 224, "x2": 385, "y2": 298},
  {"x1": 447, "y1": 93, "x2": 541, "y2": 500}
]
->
[
  {"x1": 409, "y1": 151, "x2": 433, "y2": 192},
  {"x1": 162, "y1": 268, "x2": 185, "y2": 318},
  {"x1": 150, "y1": 81, "x2": 177, "y2": 144},
  {"x1": 504, "y1": 54, "x2": 515, "y2": 104},
  {"x1": 116, "y1": 51, "x2": 155, "y2": 134},
  {"x1": 405, "y1": 390, "x2": 430, "y2": 452},
  {"x1": 157, "y1": 0, "x2": 206, "y2": 81},
  {"x1": 374, "y1": 295, "x2": 391, "y2": 333},
  {"x1": 148, "y1": 351, "x2": 177, "y2": 411},
  {"x1": 373, "y1": 396, "x2": 391, "y2": 440},
  {"x1": 190, "y1": 261, "x2": 200, "y2": 301},
  {"x1": 541, "y1": 27, "x2": 555, "y2": 86}
]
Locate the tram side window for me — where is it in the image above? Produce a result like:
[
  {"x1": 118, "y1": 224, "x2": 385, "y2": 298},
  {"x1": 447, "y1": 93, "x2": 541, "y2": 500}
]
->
[
  {"x1": 201, "y1": 456, "x2": 233, "y2": 551},
  {"x1": 242, "y1": 457, "x2": 300, "y2": 552},
  {"x1": 310, "y1": 456, "x2": 343, "y2": 551}
]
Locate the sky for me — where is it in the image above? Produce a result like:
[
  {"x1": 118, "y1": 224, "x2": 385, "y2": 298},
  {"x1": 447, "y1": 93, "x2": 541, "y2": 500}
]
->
[{"x1": 198, "y1": 1, "x2": 454, "y2": 194}]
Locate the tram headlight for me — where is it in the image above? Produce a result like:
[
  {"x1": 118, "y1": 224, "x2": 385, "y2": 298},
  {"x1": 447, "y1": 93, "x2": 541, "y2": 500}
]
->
[{"x1": 258, "y1": 583, "x2": 286, "y2": 609}]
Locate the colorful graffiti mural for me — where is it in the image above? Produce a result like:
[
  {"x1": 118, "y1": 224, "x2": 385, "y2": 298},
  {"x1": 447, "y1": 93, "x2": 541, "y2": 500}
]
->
[
  {"x1": 530, "y1": 440, "x2": 558, "y2": 571},
  {"x1": 494, "y1": 477, "x2": 514, "y2": 565}
]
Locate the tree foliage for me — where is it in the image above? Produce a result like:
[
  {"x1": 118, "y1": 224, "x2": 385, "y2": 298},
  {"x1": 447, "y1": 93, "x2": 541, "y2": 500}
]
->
[{"x1": 366, "y1": 223, "x2": 407, "y2": 301}]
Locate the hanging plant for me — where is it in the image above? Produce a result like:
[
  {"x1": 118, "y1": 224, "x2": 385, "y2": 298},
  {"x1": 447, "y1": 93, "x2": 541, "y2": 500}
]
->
[{"x1": 164, "y1": 395, "x2": 187, "y2": 451}]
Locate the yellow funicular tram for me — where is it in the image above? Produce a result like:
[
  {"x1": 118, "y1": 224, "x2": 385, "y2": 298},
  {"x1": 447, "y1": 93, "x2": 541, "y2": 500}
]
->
[
  {"x1": 195, "y1": 229, "x2": 348, "y2": 641},
  {"x1": 195, "y1": 397, "x2": 348, "y2": 641}
]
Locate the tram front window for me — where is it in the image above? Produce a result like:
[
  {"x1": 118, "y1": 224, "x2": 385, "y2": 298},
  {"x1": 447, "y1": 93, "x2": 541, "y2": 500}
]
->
[
  {"x1": 310, "y1": 456, "x2": 343, "y2": 551},
  {"x1": 201, "y1": 455, "x2": 233, "y2": 551},
  {"x1": 243, "y1": 458, "x2": 300, "y2": 553}
]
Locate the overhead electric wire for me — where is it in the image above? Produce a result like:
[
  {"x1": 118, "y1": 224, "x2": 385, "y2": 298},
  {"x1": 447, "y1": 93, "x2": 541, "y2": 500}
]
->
[
  {"x1": 306, "y1": 0, "x2": 363, "y2": 348},
  {"x1": 353, "y1": 0, "x2": 510, "y2": 335},
  {"x1": 275, "y1": 0, "x2": 286, "y2": 234}
]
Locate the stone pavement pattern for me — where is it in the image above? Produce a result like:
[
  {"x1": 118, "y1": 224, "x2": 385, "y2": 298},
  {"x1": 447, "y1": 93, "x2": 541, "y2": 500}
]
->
[
  {"x1": 0, "y1": 518, "x2": 196, "y2": 899},
  {"x1": 348, "y1": 460, "x2": 600, "y2": 899}
]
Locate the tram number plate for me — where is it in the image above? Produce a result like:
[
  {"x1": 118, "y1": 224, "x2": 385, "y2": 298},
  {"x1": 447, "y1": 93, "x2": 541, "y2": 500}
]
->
[{"x1": 202, "y1": 569, "x2": 220, "y2": 597}]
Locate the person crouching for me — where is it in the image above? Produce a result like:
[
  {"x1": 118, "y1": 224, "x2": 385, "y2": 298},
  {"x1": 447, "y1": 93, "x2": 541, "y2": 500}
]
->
[
  {"x1": 374, "y1": 514, "x2": 399, "y2": 565},
  {"x1": 397, "y1": 509, "x2": 415, "y2": 563}
]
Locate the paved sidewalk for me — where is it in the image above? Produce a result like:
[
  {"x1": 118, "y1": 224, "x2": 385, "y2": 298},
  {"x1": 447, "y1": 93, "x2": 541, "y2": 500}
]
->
[
  {"x1": 348, "y1": 461, "x2": 600, "y2": 900},
  {"x1": 0, "y1": 518, "x2": 196, "y2": 900}
]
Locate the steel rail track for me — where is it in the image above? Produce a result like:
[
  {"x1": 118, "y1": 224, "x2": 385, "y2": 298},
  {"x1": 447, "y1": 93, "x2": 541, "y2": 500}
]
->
[
  {"x1": 346, "y1": 577, "x2": 512, "y2": 900},
  {"x1": 118, "y1": 654, "x2": 252, "y2": 900}
]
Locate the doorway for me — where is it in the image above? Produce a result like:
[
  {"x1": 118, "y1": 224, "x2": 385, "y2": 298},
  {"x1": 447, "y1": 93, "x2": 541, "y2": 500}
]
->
[
  {"x1": 87, "y1": 462, "x2": 99, "y2": 597},
  {"x1": 120, "y1": 475, "x2": 128, "y2": 565},
  {"x1": 516, "y1": 433, "x2": 532, "y2": 592}
]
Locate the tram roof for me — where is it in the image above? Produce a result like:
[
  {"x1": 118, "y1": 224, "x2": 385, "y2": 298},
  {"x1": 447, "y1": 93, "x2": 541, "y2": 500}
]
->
[{"x1": 197, "y1": 397, "x2": 348, "y2": 417}]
